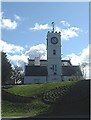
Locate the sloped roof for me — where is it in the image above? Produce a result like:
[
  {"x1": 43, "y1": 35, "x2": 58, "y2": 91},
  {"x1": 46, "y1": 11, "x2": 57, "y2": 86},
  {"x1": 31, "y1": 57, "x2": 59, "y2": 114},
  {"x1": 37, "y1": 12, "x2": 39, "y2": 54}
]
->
[
  {"x1": 62, "y1": 60, "x2": 72, "y2": 65},
  {"x1": 25, "y1": 65, "x2": 82, "y2": 76},
  {"x1": 62, "y1": 66, "x2": 82, "y2": 76},
  {"x1": 73, "y1": 66, "x2": 83, "y2": 76},
  {"x1": 25, "y1": 66, "x2": 47, "y2": 76}
]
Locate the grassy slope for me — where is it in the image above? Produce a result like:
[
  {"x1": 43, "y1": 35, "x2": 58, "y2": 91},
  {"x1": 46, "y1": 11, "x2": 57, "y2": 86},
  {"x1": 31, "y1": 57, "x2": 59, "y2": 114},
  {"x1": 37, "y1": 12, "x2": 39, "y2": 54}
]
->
[
  {"x1": 37, "y1": 80, "x2": 90, "y2": 117},
  {"x1": 2, "y1": 99, "x2": 50, "y2": 117},
  {"x1": 4, "y1": 81, "x2": 77, "y2": 96},
  {"x1": 2, "y1": 81, "x2": 78, "y2": 117}
]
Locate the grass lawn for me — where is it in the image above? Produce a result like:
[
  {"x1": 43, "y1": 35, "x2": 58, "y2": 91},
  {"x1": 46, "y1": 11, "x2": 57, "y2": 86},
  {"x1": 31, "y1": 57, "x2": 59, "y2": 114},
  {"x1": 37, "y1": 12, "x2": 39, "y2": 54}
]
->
[
  {"x1": 3, "y1": 81, "x2": 78, "y2": 96},
  {"x1": 2, "y1": 80, "x2": 79, "y2": 117},
  {"x1": 1, "y1": 99, "x2": 51, "y2": 117}
]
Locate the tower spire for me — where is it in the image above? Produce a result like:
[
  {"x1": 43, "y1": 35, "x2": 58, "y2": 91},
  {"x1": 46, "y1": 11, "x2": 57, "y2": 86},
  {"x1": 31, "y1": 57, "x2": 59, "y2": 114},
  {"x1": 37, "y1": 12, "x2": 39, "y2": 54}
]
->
[{"x1": 52, "y1": 22, "x2": 55, "y2": 32}]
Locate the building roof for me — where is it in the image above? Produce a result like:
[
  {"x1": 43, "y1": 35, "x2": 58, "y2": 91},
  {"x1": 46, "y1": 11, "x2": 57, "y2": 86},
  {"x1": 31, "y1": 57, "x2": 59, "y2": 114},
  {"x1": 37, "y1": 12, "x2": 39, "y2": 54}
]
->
[
  {"x1": 28, "y1": 59, "x2": 47, "y2": 61},
  {"x1": 62, "y1": 60, "x2": 72, "y2": 65},
  {"x1": 62, "y1": 66, "x2": 82, "y2": 76},
  {"x1": 28, "y1": 59, "x2": 71, "y2": 62},
  {"x1": 25, "y1": 65, "x2": 82, "y2": 76},
  {"x1": 25, "y1": 66, "x2": 47, "y2": 76}
]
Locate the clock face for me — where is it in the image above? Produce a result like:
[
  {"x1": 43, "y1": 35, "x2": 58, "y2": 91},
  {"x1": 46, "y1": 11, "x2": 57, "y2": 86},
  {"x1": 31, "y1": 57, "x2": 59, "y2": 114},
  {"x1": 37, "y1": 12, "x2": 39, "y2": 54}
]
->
[{"x1": 51, "y1": 37, "x2": 58, "y2": 44}]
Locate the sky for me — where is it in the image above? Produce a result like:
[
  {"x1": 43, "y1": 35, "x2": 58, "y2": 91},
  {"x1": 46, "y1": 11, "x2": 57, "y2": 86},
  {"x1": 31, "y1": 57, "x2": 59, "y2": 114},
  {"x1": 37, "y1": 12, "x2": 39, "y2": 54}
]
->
[{"x1": 0, "y1": 2, "x2": 90, "y2": 78}]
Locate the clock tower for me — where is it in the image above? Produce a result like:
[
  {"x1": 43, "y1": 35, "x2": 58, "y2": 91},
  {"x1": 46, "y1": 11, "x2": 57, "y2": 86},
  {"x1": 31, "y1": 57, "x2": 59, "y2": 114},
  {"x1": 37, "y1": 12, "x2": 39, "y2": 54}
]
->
[{"x1": 47, "y1": 22, "x2": 62, "y2": 82}]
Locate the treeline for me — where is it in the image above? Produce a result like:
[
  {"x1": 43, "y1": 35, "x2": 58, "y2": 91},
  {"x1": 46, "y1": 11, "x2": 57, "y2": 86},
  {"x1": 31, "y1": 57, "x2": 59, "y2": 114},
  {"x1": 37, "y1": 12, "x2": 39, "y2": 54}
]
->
[{"x1": 1, "y1": 51, "x2": 24, "y2": 85}]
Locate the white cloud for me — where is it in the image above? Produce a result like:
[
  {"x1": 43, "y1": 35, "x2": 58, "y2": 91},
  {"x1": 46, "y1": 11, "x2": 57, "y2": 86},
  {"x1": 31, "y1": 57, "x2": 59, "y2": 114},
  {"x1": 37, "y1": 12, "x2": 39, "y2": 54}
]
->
[
  {"x1": 29, "y1": 23, "x2": 50, "y2": 31},
  {"x1": 30, "y1": 22, "x2": 81, "y2": 41},
  {"x1": 70, "y1": 27, "x2": 80, "y2": 31},
  {"x1": 1, "y1": 12, "x2": 19, "y2": 30},
  {"x1": 55, "y1": 26, "x2": 61, "y2": 32},
  {"x1": 64, "y1": 45, "x2": 89, "y2": 79},
  {"x1": 0, "y1": 39, "x2": 28, "y2": 68},
  {"x1": 61, "y1": 27, "x2": 80, "y2": 40},
  {"x1": 25, "y1": 44, "x2": 47, "y2": 59},
  {"x1": 7, "y1": 43, "x2": 47, "y2": 68},
  {"x1": 64, "y1": 45, "x2": 89, "y2": 65},
  {"x1": 60, "y1": 20, "x2": 70, "y2": 27},
  {"x1": 80, "y1": 46, "x2": 89, "y2": 62},
  {"x1": 7, "y1": 54, "x2": 28, "y2": 68},
  {"x1": 14, "y1": 14, "x2": 21, "y2": 21},
  {"x1": 0, "y1": 40, "x2": 24, "y2": 54},
  {"x1": 55, "y1": 26, "x2": 80, "y2": 40},
  {"x1": 30, "y1": 22, "x2": 82, "y2": 41},
  {"x1": 0, "y1": 40, "x2": 47, "y2": 68},
  {"x1": 2, "y1": 19, "x2": 17, "y2": 30}
]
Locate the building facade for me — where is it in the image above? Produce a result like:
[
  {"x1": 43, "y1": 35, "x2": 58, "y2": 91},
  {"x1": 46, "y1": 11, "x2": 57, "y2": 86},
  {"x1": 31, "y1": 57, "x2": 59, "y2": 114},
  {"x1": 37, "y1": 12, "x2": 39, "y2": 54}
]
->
[
  {"x1": 24, "y1": 30, "x2": 83, "y2": 84},
  {"x1": 47, "y1": 31, "x2": 62, "y2": 82}
]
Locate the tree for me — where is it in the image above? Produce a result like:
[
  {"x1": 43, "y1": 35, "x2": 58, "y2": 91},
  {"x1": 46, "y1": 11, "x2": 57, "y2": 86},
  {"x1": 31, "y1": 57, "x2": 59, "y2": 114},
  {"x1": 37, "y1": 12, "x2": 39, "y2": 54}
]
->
[
  {"x1": 1, "y1": 51, "x2": 13, "y2": 85},
  {"x1": 80, "y1": 62, "x2": 88, "y2": 79},
  {"x1": 11, "y1": 66, "x2": 24, "y2": 84}
]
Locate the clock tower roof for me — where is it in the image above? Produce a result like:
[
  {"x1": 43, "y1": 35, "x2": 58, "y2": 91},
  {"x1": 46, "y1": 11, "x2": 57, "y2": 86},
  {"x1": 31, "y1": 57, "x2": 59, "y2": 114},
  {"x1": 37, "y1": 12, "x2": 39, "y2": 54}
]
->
[
  {"x1": 47, "y1": 31, "x2": 61, "y2": 34},
  {"x1": 47, "y1": 31, "x2": 61, "y2": 38}
]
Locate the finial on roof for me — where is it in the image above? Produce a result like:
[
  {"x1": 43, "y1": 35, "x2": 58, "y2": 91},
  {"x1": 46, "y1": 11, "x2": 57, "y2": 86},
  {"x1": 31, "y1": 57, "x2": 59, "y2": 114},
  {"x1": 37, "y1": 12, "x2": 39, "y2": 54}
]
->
[{"x1": 52, "y1": 22, "x2": 55, "y2": 32}]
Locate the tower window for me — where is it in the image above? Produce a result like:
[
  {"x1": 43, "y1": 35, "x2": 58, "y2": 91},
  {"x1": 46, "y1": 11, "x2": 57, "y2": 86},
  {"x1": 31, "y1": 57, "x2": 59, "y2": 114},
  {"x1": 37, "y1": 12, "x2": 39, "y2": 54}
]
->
[
  {"x1": 53, "y1": 65, "x2": 57, "y2": 72},
  {"x1": 54, "y1": 72, "x2": 57, "y2": 75},
  {"x1": 55, "y1": 65, "x2": 57, "y2": 71},
  {"x1": 53, "y1": 50, "x2": 56, "y2": 55}
]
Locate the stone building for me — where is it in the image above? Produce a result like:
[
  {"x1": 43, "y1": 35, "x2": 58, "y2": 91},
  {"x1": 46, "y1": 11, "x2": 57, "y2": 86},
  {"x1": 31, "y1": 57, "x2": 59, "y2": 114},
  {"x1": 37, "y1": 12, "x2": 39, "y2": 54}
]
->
[{"x1": 24, "y1": 25, "x2": 83, "y2": 84}]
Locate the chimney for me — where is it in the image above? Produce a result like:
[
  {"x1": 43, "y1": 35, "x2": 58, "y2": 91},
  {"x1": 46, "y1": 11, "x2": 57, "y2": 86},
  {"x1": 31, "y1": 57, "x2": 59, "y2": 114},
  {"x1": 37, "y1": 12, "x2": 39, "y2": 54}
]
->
[{"x1": 34, "y1": 57, "x2": 40, "y2": 66}]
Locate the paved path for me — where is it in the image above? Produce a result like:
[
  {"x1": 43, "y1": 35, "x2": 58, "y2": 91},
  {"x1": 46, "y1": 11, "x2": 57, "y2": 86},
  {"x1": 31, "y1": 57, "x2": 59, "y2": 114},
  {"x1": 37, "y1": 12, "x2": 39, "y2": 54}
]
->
[{"x1": 1, "y1": 115, "x2": 90, "y2": 120}]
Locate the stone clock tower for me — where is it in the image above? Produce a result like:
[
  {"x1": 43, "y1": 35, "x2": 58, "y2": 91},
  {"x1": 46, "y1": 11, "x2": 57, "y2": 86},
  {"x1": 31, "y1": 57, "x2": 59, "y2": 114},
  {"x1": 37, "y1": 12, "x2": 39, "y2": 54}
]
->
[{"x1": 47, "y1": 23, "x2": 62, "y2": 82}]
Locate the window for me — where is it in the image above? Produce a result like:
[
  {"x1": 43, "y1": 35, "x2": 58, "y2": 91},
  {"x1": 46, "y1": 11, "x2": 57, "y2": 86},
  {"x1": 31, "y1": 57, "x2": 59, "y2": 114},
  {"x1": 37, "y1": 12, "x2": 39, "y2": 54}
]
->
[
  {"x1": 53, "y1": 49, "x2": 56, "y2": 55},
  {"x1": 55, "y1": 65, "x2": 57, "y2": 71},
  {"x1": 54, "y1": 72, "x2": 57, "y2": 75},
  {"x1": 53, "y1": 65, "x2": 57, "y2": 72}
]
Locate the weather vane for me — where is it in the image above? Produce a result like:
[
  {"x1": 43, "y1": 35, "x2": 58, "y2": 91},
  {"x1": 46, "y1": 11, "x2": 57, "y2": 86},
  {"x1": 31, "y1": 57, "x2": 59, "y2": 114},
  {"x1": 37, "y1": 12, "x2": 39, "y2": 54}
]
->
[{"x1": 52, "y1": 22, "x2": 55, "y2": 32}]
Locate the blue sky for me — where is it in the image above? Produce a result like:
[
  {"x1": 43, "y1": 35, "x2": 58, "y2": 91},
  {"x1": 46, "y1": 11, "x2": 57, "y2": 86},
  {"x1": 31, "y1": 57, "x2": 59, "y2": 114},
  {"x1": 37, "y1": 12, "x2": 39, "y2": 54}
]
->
[{"x1": 1, "y1": 2, "x2": 89, "y2": 78}]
